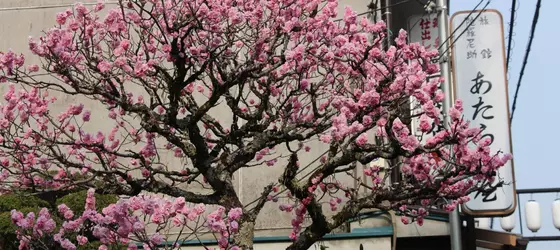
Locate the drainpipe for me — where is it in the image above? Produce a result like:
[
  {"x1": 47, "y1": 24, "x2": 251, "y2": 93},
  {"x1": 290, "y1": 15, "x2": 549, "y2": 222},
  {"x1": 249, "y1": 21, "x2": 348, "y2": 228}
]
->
[{"x1": 382, "y1": 0, "x2": 393, "y2": 48}]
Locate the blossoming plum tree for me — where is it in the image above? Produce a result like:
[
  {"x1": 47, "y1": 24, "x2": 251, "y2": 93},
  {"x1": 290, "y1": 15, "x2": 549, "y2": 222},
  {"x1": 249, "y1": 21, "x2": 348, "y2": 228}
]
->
[{"x1": 0, "y1": 0, "x2": 511, "y2": 249}]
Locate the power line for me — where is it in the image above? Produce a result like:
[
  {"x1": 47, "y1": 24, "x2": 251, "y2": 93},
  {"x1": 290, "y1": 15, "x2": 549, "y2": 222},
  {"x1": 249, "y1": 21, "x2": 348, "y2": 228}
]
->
[
  {"x1": 438, "y1": 0, "x2": 491, "y2": 58},
  {"x1": 510, "y1": 0, "x2": 541, "y2": 123},
  {"x1": 505, "y1": 0, "x2": 517, "y2": 70},
  {"x1": 333, "y1": 0, "x2": 413, "y2": 23},
  {"x1": 0, "y1": 1, "x2": 119, "y2": 12},
  {"x1": 437, "y1": 0, "x2": 485, "y2": 52}
]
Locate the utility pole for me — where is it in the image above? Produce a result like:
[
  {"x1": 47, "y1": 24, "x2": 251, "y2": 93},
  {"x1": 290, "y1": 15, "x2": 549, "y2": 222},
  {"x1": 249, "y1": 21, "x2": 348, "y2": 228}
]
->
[{"x1": 435, "y1": 0, "x2": 462, "y2": 250}]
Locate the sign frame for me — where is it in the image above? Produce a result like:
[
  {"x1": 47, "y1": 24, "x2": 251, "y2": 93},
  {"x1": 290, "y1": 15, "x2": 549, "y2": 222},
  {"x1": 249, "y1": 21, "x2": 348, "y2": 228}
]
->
[{"x1": 450, "y1": 9, "x2": 517, "y2": 217}]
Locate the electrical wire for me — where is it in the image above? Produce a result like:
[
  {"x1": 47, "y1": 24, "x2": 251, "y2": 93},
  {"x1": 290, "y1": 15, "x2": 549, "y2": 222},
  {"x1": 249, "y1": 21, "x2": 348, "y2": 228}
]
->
[
  {"x1": 333, "y1": 0, "x2": 413, "y2": 23},
  {"x1": 505, "y1": 0, "x2": 520, "y2": 83},
  {"x1": 510, "y1": 0, "x2": 542, "y2": 123},
  {"x1": 438, "y1": 0, "x2": 491, "y2": 58},
  {"x1": 0, "y1": 1, "x2": 119, "y2": 11},
  {"x1": 436, "y1": 0, "x2": 485, "y2": 53},
  {"x1": 505, "y1": 0, "x2": 517, "y2": 70}
]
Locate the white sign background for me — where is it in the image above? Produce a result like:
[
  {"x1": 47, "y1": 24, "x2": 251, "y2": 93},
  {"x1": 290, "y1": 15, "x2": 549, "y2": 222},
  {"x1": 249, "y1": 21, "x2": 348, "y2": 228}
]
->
[{"x1": 451, "y1": 10, "x2": 516, "y2": 216}]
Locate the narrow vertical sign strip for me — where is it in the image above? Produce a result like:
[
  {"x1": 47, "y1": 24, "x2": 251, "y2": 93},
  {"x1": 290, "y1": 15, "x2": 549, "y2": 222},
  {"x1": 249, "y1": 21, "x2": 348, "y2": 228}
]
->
[
  {"x1": 451, "y1": 10, "x2": 516, "y2": 216},
  {"x1": 407, "y1": 14, "x2": 444, "y2": 143}
]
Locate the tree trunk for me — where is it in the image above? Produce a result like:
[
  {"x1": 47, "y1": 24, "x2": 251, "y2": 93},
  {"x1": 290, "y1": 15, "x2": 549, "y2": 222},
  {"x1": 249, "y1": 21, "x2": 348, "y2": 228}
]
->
[
  {"x1": 286, "y1": 226, "x2": 328, "y2": 250},
  {"x1": 234, "y1": 220, "x2": 256, "y2": 249}
]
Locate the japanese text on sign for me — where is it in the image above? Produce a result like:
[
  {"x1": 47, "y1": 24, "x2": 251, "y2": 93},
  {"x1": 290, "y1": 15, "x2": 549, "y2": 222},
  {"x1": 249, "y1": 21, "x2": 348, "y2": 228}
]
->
[{"x1": 408, "y1": 14, "x2": 441, "y2": 51}]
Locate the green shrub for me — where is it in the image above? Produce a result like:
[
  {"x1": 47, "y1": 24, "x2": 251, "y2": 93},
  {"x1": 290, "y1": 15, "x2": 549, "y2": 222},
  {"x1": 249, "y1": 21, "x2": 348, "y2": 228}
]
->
[
  {"x1": 56, "y1": 190, "x2": 118, "y2": 215},
  {"x1": 0, "y1": 193, "x2": 49, "y2": 212}
]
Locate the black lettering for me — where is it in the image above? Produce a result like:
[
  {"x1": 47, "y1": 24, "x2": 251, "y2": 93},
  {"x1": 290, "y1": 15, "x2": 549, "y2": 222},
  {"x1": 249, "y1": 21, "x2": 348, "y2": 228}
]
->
[
  {"x1": 467, "y1": 50, "x2": 477, "y2": 59},
  {"x1": 465, "y1": 16, "x2": 476, "y2": 26},
  {"x1": 474, "y1": 185, "x2": 498, "y2": 202},
  {"x1": 470, "y1": 71, "x2": 492, "y2": 94},
  {"x1": 472, "y1": 97, "x2": 494, "y2": 120},
  {"x1": 467, "y1": 38, "x2": 476, "y2": 49},
  {"x1": 480, "y1": 124, "x2": 495, "y2": 145},
  {"x1": 481, "y1": 48, "x2": 492, "y2": 59},
  {"x1": 466, "y1": 26, "x2": 476, "y2": 37},
  {"x1": 479, "y1": 16, "x2": 489, "y2": 25}
]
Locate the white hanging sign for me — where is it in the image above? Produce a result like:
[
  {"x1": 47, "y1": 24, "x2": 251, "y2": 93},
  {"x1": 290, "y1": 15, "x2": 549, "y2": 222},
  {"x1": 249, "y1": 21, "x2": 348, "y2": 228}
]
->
[{"x1": 451, "y1": 9, "x2": 516, "y2": 216}]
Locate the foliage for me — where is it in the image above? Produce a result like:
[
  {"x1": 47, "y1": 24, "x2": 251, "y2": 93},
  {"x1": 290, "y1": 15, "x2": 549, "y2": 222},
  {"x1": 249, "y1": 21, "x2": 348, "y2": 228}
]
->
[
  {"x1": 0, "y1": 0, "x2": 511, "y2": 250},
  {"x1": 56, "y1": 190, "x2": 119, "y2": 215},
  {"x1": 0, "y1": 193, "x2": 49, "y2": 212}
]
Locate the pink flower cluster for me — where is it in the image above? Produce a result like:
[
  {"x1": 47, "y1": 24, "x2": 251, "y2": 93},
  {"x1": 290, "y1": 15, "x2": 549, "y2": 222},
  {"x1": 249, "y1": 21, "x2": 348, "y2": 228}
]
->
[{"x1": 11, "y1": 189, "x2": 243, "y2": 250}]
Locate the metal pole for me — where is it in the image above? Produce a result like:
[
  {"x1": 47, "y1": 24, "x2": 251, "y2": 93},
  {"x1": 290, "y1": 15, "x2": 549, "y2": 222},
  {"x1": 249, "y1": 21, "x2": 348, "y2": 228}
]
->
[
  {"x1": 517, "y1": 193, "x2": 523, "y2": 235},
  {"x1": 381, "y1": 0, "x2": 402, "y2": 185},
  {"x1": 466, "y1": 216, "x2": 476, "y2": 250},
  {"x1": 384, "y1": 0, "x2": 392, "y2": 45},
  {"x1": 435, "y1": 0, "x2": 462, "y2": 250}
]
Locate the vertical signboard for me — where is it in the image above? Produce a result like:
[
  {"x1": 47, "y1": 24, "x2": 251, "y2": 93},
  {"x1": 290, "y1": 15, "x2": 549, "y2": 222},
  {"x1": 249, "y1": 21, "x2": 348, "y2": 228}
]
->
[
  {"x1": 451, "y1": 10, "x2": 516, "y2": 216},
  {"x1": 407, "y1": 14, "x2": 440, "y2": 51},
  {"x1": 407, "y1": 14, "x2": 443, "y2": 143}
]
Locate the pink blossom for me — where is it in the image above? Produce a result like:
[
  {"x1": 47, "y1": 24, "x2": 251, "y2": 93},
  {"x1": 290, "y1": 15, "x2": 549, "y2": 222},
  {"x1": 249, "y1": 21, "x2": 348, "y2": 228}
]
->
[
  {"x1": 419, "y1": 114, "x2": 432, "y2": 133},
  {"x1": 401, "y1": 216, "x2": 410, "y2": 225},
  {"x1": 82, "y1": 111, "x2": 91, "y2": 121},
  {"x1": 356, "y1": 133, "x2": 368, "y2": 146},
  {"x1": 320, "y1": 134, "x2": 332, "y2": 143},
  {"x1": 108, "y1": 110, "x2": 117, "y2": 119},
  {"x1": 56, "y1": 12, "x2": 68, "y2": 25},
  {"x1": 94, "y1": 1, "x2": 105, "y2": 12},
  {"x1": 417, "y1": 217, "x2": 424, "y2": 226},
  {"x1": 85, "y1": 188, "x2": 96, "y2": 211},
  {"x1": 228, "y1": 208, "x2": 242, "y2": 221},
  {"x1": 60, "y1": 239, "x2": 76, "y2": 250},
  {"x1": 76, "y1": 235, "x2": 88, "y2": 246},
  {"x1": 27, "y1": 64, "x2": 39, "y2": 72},
  {"x1": 120, "y1": 39, "x2": 130, "y2": 50},
  {"x1": 149, "y1": 232, "x2": 164, "y2": 245},
  {"x1": 300, "y1": 79, "x2": 310, "y2": 90},
  {"x1": 97, "y1": 60, "x2": 112, "y2": 73}
]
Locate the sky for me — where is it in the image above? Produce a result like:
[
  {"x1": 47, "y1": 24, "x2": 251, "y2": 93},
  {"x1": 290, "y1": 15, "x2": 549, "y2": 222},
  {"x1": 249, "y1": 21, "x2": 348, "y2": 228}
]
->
[{"x1": 450, "y1": 0, "x2": 560, "y2": 249}]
